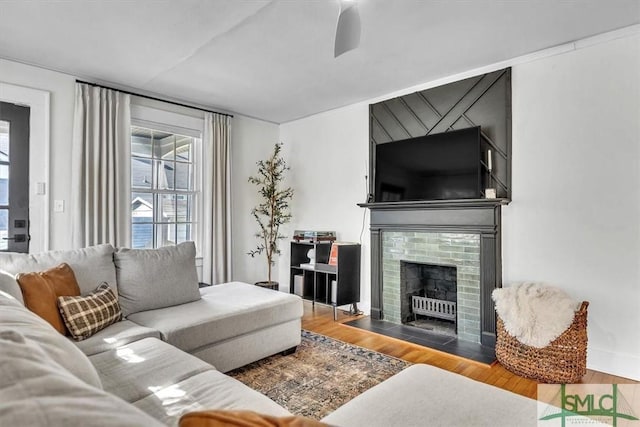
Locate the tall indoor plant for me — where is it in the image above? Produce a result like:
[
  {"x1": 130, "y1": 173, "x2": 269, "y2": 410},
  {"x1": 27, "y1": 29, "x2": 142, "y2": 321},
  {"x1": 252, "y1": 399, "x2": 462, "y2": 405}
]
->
[{"x1": 248, "y1": 142, "x2": 294, "y2": 287}]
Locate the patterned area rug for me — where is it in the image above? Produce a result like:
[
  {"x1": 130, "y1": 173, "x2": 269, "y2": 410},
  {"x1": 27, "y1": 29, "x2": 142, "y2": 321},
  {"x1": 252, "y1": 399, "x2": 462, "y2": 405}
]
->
[{"x1": 227, "y1": 330, "x2": 410, "y2": 420}]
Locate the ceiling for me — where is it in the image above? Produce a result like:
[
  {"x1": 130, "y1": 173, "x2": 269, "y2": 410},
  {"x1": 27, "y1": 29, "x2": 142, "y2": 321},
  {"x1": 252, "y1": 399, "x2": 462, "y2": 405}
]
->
[{"x1": 0, "y1": 1, "x2": 638, "y2": 124}]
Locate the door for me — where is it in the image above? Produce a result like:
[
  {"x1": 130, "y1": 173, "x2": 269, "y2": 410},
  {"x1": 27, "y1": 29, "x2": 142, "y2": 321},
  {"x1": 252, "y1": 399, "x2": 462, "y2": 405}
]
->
[{"x1": 0, "y1": 101, "x2": 30, "y2": 253}]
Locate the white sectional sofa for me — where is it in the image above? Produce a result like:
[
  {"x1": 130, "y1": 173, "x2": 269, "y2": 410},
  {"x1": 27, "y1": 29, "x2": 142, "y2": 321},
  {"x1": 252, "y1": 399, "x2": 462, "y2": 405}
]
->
[
  {"x1": 0, "y1": 243, "x2": 303, "y2": 425},
  {"x1": 0, "y1": 243, "x2": 538, "y2": 426},
  {"x1": 0, "y1": 290, "x2": 290, "y2": 426},
  {"x1": 0, "y1": 242, "x2": 302, "y2": 372}
]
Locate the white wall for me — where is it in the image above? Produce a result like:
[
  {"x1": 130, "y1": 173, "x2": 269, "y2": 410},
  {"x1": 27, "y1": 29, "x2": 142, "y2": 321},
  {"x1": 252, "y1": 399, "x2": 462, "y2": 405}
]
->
[
  {"x1": 279, "y1": 104, "x2": 371, "y2": 310},
  {"x1": 273, "y1": 32, "x2": 640, "y2": 380},
  {"x1": 230, "y1": 115, "x2": 281, "y2": 284},
  {"x1": 504, "y1": 34, "x2": 640, "y2": 379}
]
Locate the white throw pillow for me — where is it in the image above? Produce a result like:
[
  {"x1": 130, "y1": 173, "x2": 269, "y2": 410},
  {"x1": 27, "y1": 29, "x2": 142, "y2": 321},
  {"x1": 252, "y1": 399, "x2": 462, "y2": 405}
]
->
[{"x1": 114, "y1": 241, "x2": 201, "y2": 317}]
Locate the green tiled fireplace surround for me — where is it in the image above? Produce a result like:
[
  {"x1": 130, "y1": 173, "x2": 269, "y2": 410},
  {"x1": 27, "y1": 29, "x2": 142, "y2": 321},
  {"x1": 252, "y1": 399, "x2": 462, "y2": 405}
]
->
[{"x1": 382, "y1": 231, "x2": 481, "y2": 343}]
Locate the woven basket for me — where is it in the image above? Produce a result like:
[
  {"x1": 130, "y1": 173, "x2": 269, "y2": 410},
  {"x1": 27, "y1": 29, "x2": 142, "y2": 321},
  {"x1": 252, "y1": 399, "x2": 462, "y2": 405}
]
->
[{"x1": 495, "y1": 301, "x2": 588, "y2": 383}]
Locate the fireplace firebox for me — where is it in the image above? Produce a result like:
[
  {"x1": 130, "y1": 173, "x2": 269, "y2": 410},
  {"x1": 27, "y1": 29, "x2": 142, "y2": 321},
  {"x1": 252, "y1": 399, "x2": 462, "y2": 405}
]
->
[{"x1": 400, "y1": 261, "x2": 457, "y2": 336}]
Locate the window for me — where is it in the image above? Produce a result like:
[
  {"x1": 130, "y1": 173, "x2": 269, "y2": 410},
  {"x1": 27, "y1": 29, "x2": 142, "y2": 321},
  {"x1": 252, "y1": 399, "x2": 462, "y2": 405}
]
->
[{"x1": 130, "y1": 126, "x2": 198, "y2": 249}]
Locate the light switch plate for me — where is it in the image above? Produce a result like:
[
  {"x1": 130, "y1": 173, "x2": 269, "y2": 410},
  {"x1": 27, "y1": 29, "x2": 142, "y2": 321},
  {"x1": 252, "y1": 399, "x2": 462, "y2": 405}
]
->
[
  {"x1": 36, "y1": 182, "x2": 46, "y2": 195},
  {"x1": 54, "y1": 200, "x2": 65, "y2": 213}
]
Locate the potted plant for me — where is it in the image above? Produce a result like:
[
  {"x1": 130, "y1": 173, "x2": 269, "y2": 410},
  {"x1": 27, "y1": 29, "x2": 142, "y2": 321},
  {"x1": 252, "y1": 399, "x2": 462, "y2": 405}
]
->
[{"x1": 248, "y1": 142, "x2": 294, "y2": 289}]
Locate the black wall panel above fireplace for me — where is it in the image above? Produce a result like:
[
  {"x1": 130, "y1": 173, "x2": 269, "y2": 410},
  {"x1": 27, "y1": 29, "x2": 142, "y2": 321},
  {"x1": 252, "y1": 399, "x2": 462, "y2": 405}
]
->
[
  {"x1": 364, "y1": 70, "x2": 511, "y2": 350},
  {"x1": 370, "y1": 68, "x2": 512, "y2": 200}
]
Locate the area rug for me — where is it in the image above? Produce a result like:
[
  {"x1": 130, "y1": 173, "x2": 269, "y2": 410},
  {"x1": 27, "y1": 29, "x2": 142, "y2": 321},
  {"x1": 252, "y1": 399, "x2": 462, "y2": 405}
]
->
[{"x1": 227, "y1": 330, "x2": 410, "y2": 420}]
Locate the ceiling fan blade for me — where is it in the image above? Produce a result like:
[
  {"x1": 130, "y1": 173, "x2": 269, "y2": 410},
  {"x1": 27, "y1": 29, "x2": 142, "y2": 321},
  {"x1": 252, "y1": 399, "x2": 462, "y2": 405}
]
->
[{"x1": 334, "y1": 2, "x2": 361, "y2": 58}]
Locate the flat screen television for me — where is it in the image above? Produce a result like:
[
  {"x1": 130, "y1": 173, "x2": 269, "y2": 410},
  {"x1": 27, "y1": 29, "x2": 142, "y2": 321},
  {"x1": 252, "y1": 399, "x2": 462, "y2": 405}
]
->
[{"x1": 374, "y1": 126, "x2": 482, "y2": 202}]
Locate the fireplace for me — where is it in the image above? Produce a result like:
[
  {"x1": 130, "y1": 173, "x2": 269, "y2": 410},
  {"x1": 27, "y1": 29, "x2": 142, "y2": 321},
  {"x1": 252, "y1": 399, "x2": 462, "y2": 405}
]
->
[
  {"x1": 362, "y1": 199, "x2": 504, "y2": 348},
  {"x1": 384, "y1": 232, "x2": 481, "y2": 343},
  {"x1": 400, "y1": 261, "x2": 457, "y2": 336}
]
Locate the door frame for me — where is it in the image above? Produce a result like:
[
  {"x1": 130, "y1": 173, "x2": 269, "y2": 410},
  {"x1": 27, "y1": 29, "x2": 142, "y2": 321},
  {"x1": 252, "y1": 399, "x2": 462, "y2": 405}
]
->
[{"x1": 0, "y1": 82, "x2": 50, "y2": 252}]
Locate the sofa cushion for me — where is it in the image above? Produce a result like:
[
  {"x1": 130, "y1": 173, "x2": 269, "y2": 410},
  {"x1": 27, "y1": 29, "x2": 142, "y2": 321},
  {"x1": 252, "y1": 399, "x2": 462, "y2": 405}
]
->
[
  {"x1": 16, "y1": 263, "x2": 81, "y2": 334},
  {"x1": 0, "y1": 329, "x2": 163, "y2": 427},
  {"x1": 132, "y1": 370, "x2": 290, "y2": 426},
  {"x1": 321, "y1": 364, "x2": 537, "y2": 427},
  {"x1": 72, "y1": 319, "x2": 161, "y2": 356},
  {"x1": 0, "y1": 291, "x2": 102, "y2": 389},
  {"x1": 89, "y1": 337, "x2": 214, "y2": 404},
  {"x1": 114, "y1": 241, "x2": 201, "y2": 316},
  {"x1": 126, "y1": 282, "x2": 303, "y2": 353},
  {"x1": 58, "y1": 283, "x2": 122, "y2": 340},
  {"x1": 0, "y1": 244, "x2": 117, "y2": 296},
  {"x1": 0, "y1": 269, "x2": 23, "y2": 304}
]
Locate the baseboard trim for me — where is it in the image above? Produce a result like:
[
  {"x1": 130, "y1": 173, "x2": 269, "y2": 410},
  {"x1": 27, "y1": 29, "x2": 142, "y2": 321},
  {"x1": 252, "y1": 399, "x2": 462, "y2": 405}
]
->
[{"x1": 588, "y1": 347, "x2": 640, "y2": 381}]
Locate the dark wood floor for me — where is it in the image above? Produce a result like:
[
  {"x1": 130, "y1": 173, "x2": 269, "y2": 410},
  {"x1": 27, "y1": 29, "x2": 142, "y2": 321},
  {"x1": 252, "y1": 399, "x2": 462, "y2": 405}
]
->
[{"x1": 301, "y1": 301, "x2": 638, "y2": 399}]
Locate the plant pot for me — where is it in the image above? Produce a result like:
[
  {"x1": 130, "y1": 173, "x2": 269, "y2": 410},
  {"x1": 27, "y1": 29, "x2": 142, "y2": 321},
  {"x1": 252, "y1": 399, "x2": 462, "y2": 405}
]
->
[{"x1": 255, "y1": 281, "x2": 279, "y2": 291}]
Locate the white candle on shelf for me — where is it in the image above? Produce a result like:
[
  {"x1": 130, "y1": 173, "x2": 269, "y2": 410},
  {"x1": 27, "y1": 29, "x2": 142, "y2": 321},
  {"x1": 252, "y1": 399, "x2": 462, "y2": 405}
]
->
[{"x1": 487, "y1": 149, "x2": 492, "y2": 171}]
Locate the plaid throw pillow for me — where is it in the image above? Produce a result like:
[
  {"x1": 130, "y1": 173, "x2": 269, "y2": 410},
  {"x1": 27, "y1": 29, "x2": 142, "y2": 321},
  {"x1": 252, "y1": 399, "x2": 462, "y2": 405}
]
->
[{"x1": 57, "y1": 283, "x2": 122, "y2": 341}]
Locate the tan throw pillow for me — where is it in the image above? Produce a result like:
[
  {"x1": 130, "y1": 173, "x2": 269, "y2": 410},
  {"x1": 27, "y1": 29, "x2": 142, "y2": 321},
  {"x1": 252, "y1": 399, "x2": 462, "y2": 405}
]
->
[
  {"x1": 16, "y1": 263, "x2": 81, "y2": 334},
  {"x1": 58, "y1": 283, "x2": 122, "y2": 341},
  {"x1": 179, "y1": 411, "x2": 329, "y2": 427}
]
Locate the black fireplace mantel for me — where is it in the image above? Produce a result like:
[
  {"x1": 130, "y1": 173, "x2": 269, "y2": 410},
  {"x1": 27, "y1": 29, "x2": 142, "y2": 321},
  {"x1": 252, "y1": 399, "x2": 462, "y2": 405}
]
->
[
  {"x1": 360, "y1": 198, "x2": 508, "y2": 348},
  {"x1": 358, "y1": 198, "x2": 509, "y2": 210}
]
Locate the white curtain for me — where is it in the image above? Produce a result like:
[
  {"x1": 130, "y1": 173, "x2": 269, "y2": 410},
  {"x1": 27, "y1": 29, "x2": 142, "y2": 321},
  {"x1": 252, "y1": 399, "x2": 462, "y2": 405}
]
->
[
  {"x1": 71, "y1": 83, "x2": 131, "y2": 248},
  {"x1": 202, "y1": 113, "x2": 232, "y2": 284}
]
